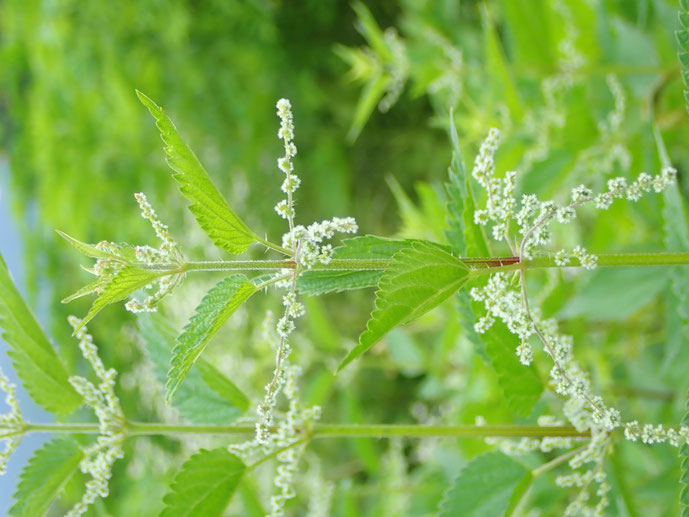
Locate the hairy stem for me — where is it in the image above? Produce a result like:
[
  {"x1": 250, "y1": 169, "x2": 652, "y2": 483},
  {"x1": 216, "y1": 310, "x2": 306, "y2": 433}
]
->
[
  {"x1": 19, "y1": 422, "x2": 591, "y2": 439},
  {"x1": 137, "y1": 251, "x2": 689, "y2": 275}
]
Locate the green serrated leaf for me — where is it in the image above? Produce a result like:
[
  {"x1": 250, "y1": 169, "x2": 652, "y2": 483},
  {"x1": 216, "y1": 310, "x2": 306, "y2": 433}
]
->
[
  {"x1": 298, "y1": 235, "x2": 413, "y2": 295},
  {"x1": 482, "y1": 320, "x2": 543, "y2": 416},
  {"x1": 161, "y1": 448, "x2": 246, "y2": 517},
  {"x1": 56, "y1": 230, "x2": 120, "y2": 260},
  {"x1": 138, "y1": 314, "x2": 248, "y2": 423},
  {"x1": 0, "y1": 253, "x2": 81, "y2": 415},
  {"x1": 339, "y1": 241, "x2": 470, "y2": 371},
  {"x1": 445, "y1": 111, "x2": 469, "y2": 257},
  {"x1": 75, "y1": 266, "x2": 164, "y2": 332},
  {"x1": 10, "y1": 438, "x2": 83, "y2": 517},
  {"x1": 61, "y1": 276, "x2": 108, "y2": 304},
  {"x1": 167, "y1": 275, "x2": 257, "y2": 402},
  {"x1": 680, "y1": 11, "x2": 689, "y2": 30},
  {"x1": 679, "y1": 52, "x2": 689, "y2": 69},
  {"x1": 678, "y1": 29, "x2": 689, "y2": 50},
  {"x1": 438, "y1": 452, "x2": 532, "y2": 517},
  {"x1": 136, "y1": 91, "x2": 257, "y2": 254}
]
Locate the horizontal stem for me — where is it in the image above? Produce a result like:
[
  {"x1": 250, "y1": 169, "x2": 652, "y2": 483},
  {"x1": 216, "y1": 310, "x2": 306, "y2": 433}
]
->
[
  {"x1": 476, "y1": 251, "x2": 689, "y2": 275},
  {"x1": 141, "y1": 251, "x2": 689, "y2": 275},
  {"x1": 184, "y1": 260, "x2": 296, "y2": 272},
  {"x1": 20, "y1": 422, "x2": 590, "y2": 439},
  {"x1": 311, "y1": 424, "x2": 590, "y2": 438}
]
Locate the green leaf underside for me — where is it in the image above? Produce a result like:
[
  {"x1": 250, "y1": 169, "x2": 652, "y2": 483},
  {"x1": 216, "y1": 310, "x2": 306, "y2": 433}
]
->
[
  {"x1": 76, "y1": 266, "x2": 164, "y2": 332},
  {"x1": 136, "y1": 91, "x2": 257, "y2": 255},
  {"x1": 482, "y1": 319, "x2": 543, "y2": 416},
  {"x1": 10, "y1": 439, "x2": 84, "y2": 517},
  {"x1": 161, "y1": 448, "x2": 246, "y2": 517},
  {"x1": 438, "y1": 452, "x2": 532, "y2": 517},
  {"x1": 339, "y1": 241, "x2": 470, "y2": 371},
  {"x1": 298, "y1": 235, "x2": 415, "y2": 295},
  {"x1": 0, "y1": 253, "x2": 81, "y2": 415},
  {"x1": 166, "y1": 275, "x2": 257, "y2": 403},
  {"x1": 138, "y1": 314, "x2": 248, "y2": 424}
]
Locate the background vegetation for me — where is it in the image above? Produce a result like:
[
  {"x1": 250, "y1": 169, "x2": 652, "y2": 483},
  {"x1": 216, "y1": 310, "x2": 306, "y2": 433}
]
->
[{"x1": 1, "y1": 0, "x2": 688, "y2": 515}]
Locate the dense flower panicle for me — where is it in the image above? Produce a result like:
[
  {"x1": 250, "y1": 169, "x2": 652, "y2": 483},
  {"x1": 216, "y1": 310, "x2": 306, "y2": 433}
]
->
[
  {"x1": 134, "y1": 192, "x2": 178, "y2": 256},
  {"x1": 232, "y1": 99, "x2": 351, "y2": 516},
  {"x1": 0, "y1": 368, "x2": 23, "y2": 476},
  {"x1": 281, "y1": 217, "x2": 358, "y2": 271},
  {"x1": 469, "y1": 124, "x2": 680, "y2": 515},
  {"x1": 126, "y1": 193, "x2": 184, "y2": 313},
  {"x1": 85, "y1": 192, "x2": 183, "y2": 314},
  {"x1": 66, "y1": 317, "x2": 125, "y2": 517},
  {"x1": 275, "y1": 99, "x2": 299, "y2": 224}
]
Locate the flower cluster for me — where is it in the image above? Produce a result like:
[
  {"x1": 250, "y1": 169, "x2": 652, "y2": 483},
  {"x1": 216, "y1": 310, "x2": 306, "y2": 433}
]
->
[
  {"x1": 624, "y1": 421, "x2": 689, "y2": 446},
  {"x1": 125, "y1": 193, "x2": 184, "y2": 312},
  {"x1": 468, "y1": 125, "x2": 679, "y2": 515},
  {"x1": 66, "y1": 316, "x2": 125, "y2": 517},
  {"x1": 232, "y1": 99, "x2": 350, "y2": 516},
  {"x1": 82, "y1": 192, "x2": 183, "y2": 314},
  {"x1": 476, "y1": 415, "x2": 578, "y2": 456},
  {"x1": 230, "y1": 314, "x2": 320, "y2": 517},
  {"x1": 0, "y1": 368, "x2": 23, "y2": 475},
  {"x1": 471, "y1": 128, "x2": 517, "y2": 242},
  {"x1": 514, "y1": 166, "x2": 676, "y2": 260},
  {"x1": 274, "y1": 99, "x2": 299, "y2": 223},
  {"x1": 269, "y1": 364, "x2": 320, "y2": 516},
  {"x1": 281, "y1": 217, "x2": 358, "y2": 270},
  {"x1": 262, "y1": 100, "x2": 358, "y2": 437}
]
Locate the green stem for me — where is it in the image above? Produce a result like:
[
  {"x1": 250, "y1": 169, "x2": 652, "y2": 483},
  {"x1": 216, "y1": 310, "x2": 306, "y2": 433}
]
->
[
  {"x1": 478, "y1": 251, "x2": 689, "y2": 275},
  {"x1": 184, "y1": 260, "x2": 296, "y2": 272},
  {"x1": 310, "y1": 424, "x2": 589, "y2": 438},
  {"x1": 141, "y1": 251, "x2": 689, "y2": 275},
  {"x1": 20, "y1": 422, "x2": 590, "y2": 439}
]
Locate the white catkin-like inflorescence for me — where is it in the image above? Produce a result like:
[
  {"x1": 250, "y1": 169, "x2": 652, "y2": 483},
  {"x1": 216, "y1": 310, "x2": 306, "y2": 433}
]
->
[
  {"x1": 232, "y1": 99, "x2": 355, "y2": 516},
  {"x1": 0, "y1": 368, "x2": 24, "y2": 476},
  {"x1": 470, "y1": 126, "x2": 679, "y2": 515},
  {"x1": 125, "y1": 192, "x2": 183, "y2": 313},
  {"x1": 66, "y1": 317, "x2": 125, "y2": 517}
]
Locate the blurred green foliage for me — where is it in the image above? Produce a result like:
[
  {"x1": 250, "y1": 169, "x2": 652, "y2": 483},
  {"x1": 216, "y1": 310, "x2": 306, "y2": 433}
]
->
[{"x1": 2, "y1": 0, "x2": 689, "y2": 515}]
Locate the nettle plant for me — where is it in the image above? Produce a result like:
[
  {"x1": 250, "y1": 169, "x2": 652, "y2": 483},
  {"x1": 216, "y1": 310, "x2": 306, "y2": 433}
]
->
[{"x1": 3, "y1": 17, "x2": 689, "y2": 513}]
